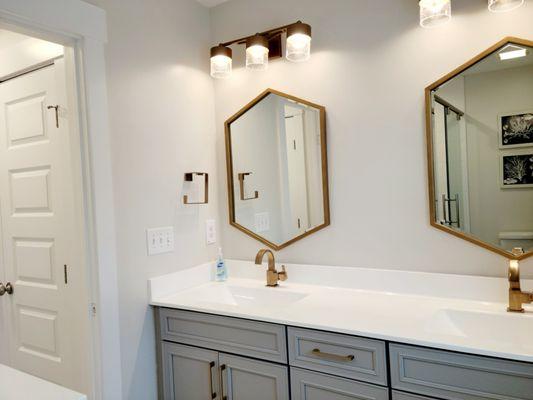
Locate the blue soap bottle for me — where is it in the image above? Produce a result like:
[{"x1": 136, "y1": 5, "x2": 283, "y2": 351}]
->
[{"x1": 215, "y1": 247, "x2": 227, "y2": 282}]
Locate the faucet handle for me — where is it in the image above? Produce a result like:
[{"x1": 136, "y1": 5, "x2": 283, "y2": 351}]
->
[{"x1": 278, "y1": 265, "x2": 288, "y2": 281}]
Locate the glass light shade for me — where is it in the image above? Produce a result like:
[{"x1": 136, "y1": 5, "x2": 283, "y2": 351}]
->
[
  {"x1": 246, "y1": 35, "x2": 269, "y2": 70},
  {"x1": 210, "y1": 55, "x2": 232, "y2": 78},
  {"x1": 286, "y1": 22, "x2": 312, "y2": 62},
  {"x1": 210, "y1": 45, "x2": 232, "y2": 79},
  {"x1": 419, "y1": 0, "x2": 451, "y2": 28},
  {"x1": 488, "y1": 0, "x2": 524, "y2": 12}
]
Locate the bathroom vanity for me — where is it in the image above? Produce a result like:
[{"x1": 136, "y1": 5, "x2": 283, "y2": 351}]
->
[{"x1": 150, "y1": 261, "x2": 533, "y2": 400}]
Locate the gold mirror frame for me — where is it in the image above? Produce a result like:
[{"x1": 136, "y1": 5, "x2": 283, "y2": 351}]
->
[
  {"x1": 225, "y1": 88, "x2": 330, "y2": 250},
  {"x1": 425, "y1": 37, "x2": 533, "y2": 261}
]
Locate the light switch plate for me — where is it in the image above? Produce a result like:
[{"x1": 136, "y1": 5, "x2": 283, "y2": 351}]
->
[
  {"x1": 146, "y1": 227, "x2": 174, "y2": 255},
  {"x1": 254, "y1": 212, "x2": 270, "y2": 233},
  {"x1": 206, "y1": 219, "x2": 216, "y2": 245}
]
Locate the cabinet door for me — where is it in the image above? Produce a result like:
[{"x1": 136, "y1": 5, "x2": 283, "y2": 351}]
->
[
  {"x1": 162, "y1": 342, "x2": 219, "y2": 400},
  {"x1": 290, "y1": 367, "x2": 389, "y2": 400},
  {"x1": 219, "y1": 353, "x2": 289, "y2": 400}
]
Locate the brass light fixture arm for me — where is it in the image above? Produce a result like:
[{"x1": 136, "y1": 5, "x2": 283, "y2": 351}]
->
[
  {"x1": 219, "y1": 21, "x2": 303, "y2": 47},
  {"x1": 508, "y1": 247, "x2": 533, "y2": 312},
  {"x1": 238, "y1": 172, "x2": 259, "y2": 201},
  {"x1": 183, "y1": 172, "x2": 209, "y2": 205},
  {"x1": 254, "y1": 249, "x2": 287, "y2": 287}
]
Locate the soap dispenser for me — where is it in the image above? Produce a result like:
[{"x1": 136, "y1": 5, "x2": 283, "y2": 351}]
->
[{"x1": 215, "y1": 247, "x2": 227, "y2": 282}]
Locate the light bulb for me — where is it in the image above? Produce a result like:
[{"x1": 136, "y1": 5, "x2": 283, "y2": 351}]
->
[
  {"x1": 488, "y1": 0, "x2": 524, "y2": 12},
  {"x1": 286, "y1": 22, "x2": 312, "y2": 62},
  {"x1": 246, "y1": 35, "x2": 269, "y2": 71},
  {"x1": 210, "y1": 45, "x2": 232, "y2": 79},
  {"x1": 499, "y1": 44, "x2": 527, "y2": 60},
  {"x1": 419, "y1": 0, "x2": 452, "y2": 28}
]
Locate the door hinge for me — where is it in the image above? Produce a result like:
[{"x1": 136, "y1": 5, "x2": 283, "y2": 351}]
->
[
  {"x1": 90, "y1": 303, "x2": 97, "y2": 317},
  {"x1": 64, "y1": 264, "x2": 68, "y2": 284},
  {"x1": 293, "y1": 139, "x2": 296, "y2": 150}
]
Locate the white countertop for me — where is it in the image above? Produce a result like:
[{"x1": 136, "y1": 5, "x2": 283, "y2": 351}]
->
[
  {"x1": 0, "y1": 364, "x2": 86, "y2": 400},
  {"x1": 149, "y1": 260, "x2": 533, "y2": 363}
]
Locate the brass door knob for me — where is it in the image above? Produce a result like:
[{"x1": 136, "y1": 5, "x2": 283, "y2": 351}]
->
[
  {"x1": 5, "y1": 282, "x2": 13, "y2": 295},
  {"x1": 0, "y1": 283, "x2": 5, "y2": 296}
]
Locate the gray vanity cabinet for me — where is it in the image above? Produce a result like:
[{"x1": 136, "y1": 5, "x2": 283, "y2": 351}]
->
[
  {"x1": 156, "y1": 307, "x2": 533, "y2": 400},
  {"x1": 219, "y1": 353, "x2": 289, "y2": 400},
  {"x1": 161, "y1": 342, "x2": 289, "y2": 400},
  {"x1": 162, "y1": 342, "x2": 219, "y2": 400},
  {"x1": 291, "y1": 368, "x2": 389, "y2": 400}
]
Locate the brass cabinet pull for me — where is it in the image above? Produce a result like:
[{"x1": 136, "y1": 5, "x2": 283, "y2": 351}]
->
[
  {"x1": 238, "y1": 172, "x2": 258, "y2": 201},
  {"x1": 208, "y1": 361, "x2": 216, "y2": 399},
  {"x1": 311, "y1": 348, "x2": 355, "y2": 362},
  {"x1": 220, "y1": 364, "x2": 227, "y2": 400},
  {"x1": 183, "y1": 172, "x2": 209, "y2": 205}
]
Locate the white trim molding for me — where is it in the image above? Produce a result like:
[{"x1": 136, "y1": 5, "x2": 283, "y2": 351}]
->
[{"x1": 0, "y1": 1, "x2": 122, "y2": 399}]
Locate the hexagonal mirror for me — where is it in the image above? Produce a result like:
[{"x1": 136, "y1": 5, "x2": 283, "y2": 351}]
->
[
  {"x1": 225, "y1": 89, "x2": 329, "y2": 250},
  {"x1": 426, "y1": 37, "x2": 533, "y2": 261}
]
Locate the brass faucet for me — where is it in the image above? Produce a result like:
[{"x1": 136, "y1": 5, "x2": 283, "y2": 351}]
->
[
  {"x1": 255, "y1": 249, "x2": 287, "y2": 287},
  {"x1": 508, "y1": 247, "x2": 533, "y2": 312}
]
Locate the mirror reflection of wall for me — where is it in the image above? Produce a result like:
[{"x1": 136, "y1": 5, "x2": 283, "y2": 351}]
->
[
  {"x1": 431, "y1": 41, "x2": 533, "y2": 254},
  {"x1": 227, "y1": 90, "x2": 328, "y2": 249}
]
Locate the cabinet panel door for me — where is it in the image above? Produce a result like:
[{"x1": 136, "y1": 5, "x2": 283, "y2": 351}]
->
[
  {"x1": 219, "y1": 353, "x2": 289, "y2": 400},
  {"x1": 290, "y1": 367, "x2": 388, "y2": 400},
  {"x1": 162, "y1": 342, "x2": 219, "y2": 400}
]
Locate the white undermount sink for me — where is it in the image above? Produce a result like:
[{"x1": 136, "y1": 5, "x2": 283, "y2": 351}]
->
[
  {"x1": 188, "y1": 282, "x2": 309, "y2": 308},
  {"x1": 426, "y1": 308, "x2": 533, "y2": 349}
]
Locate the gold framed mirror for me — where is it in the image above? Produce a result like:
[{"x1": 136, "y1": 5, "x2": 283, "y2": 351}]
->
[
  {"x1": 426, "y1": 37, "x2": 533, "y2": 261},
  {"x1": 225, "y1": 89, "x2": 329, "y2": 250}
]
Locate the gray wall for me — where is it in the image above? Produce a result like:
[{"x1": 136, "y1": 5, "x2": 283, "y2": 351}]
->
[
  {"x1": 82, "y1": 0, "x2": 218, "y2": 399},
  {"x1": 211, "y1": 0, "x2": 533, "y2": 275}
]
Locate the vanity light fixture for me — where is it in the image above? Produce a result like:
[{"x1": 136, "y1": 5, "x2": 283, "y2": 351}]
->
[
  {"x1": 488, "y1": 0, "x2": 524, "y2": 12},
  {"x1": 246, "y1": 34, "x2": 269, "y2": 70},
  {"x1": 209, "y1": 21, "x2": 312, "y2": 78},
  {"x1": 498, "y1": 44, "x2": 528, "y2": 60},
  {"x1": 210, "y1": 45, "x2": 232, "y2": 78},
  {"x1": 419, "y1": 0, "x2": 452, "y2": 28},
  {"x1": 286, "y1": 22, "x2": 312, "y2": 62}
]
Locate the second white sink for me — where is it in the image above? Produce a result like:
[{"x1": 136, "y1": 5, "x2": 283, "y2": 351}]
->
[{"x1": 427, "y1": 308, "x2": 533, "y2": 349}]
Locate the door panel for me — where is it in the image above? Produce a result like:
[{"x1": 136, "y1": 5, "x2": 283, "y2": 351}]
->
[
  {"x1": 162, "y1": 342, "x2": 219, "y2": 400},
  {"x1": 219, "y1": 353, "x2": 289, "y2": 400},
  {"x1": 0, "y1": 60, "x2": 87, "y2": 392}
]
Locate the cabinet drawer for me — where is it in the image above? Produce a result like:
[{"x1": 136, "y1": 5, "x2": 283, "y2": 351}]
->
[
  {"x1": 392, "y1": 391, "x2": 438, "y2": 400},
  {"x1": 288, "y1": 327, "x2": 387, "y2": 385},
  {"x1": 291, "y1": 367, "x2": 388, "y2": 400},
  {"x1": 159, "y1": 308, "x2": 287, "y2": 363},
  {"x1": 390, "y1": 344, "x2": 533, "y2": 400}
]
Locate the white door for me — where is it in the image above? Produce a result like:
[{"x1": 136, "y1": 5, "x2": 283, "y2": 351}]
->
[
  {"x1": 284, "y1": 107, "x2": 309, "y2": 235},
  {"x1": 0, "y1": 59, "x2": 89, "y2": 393}
]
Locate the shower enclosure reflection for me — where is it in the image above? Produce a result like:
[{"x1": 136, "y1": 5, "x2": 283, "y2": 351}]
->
[{"x1": 429, "y1": 38, "x2": 533, "y2": 257}]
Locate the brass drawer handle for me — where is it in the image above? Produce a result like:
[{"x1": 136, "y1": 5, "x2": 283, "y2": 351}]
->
[
  {"x1": 220, "y1": 364, "x2": 227, "y2": 400},
  {"x1": 208, "y1": 361, "x2": 216, "y2": 399},
  {"x1": 311, "y1": 348, "x2": 355, "y2": 362}
]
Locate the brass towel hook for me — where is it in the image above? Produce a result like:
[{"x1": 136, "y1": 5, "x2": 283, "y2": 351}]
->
[
  {"x1": 238, "y1": 172, "x2": 259, "y2": 201},
  {"x1": 183, "y1": 172, "x2": 208, "y2": 205}
]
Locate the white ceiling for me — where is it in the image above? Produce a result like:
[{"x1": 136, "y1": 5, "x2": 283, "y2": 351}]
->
[{"x1": 196, "y1": 0, "x2": 229, "y2": 7}]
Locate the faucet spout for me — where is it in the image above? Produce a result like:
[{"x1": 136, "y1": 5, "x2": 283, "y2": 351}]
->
[
  {"x1": 255, "y1": 249, "x2": 287, "y2": 287},
  {"x1": 507, "y1": 247, "x2": 532, "y2": 313}
]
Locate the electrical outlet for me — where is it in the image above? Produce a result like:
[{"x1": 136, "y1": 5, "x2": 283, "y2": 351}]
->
[
  {"x1": 146, "y1": 227, "x2": 174, "y2": 255},
  {"x1": 206, "y1": 219, "x2": 216, "y2": 245},
  {"x1": 254, "y1": 212, "x2": 270, "y2": 233}
]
